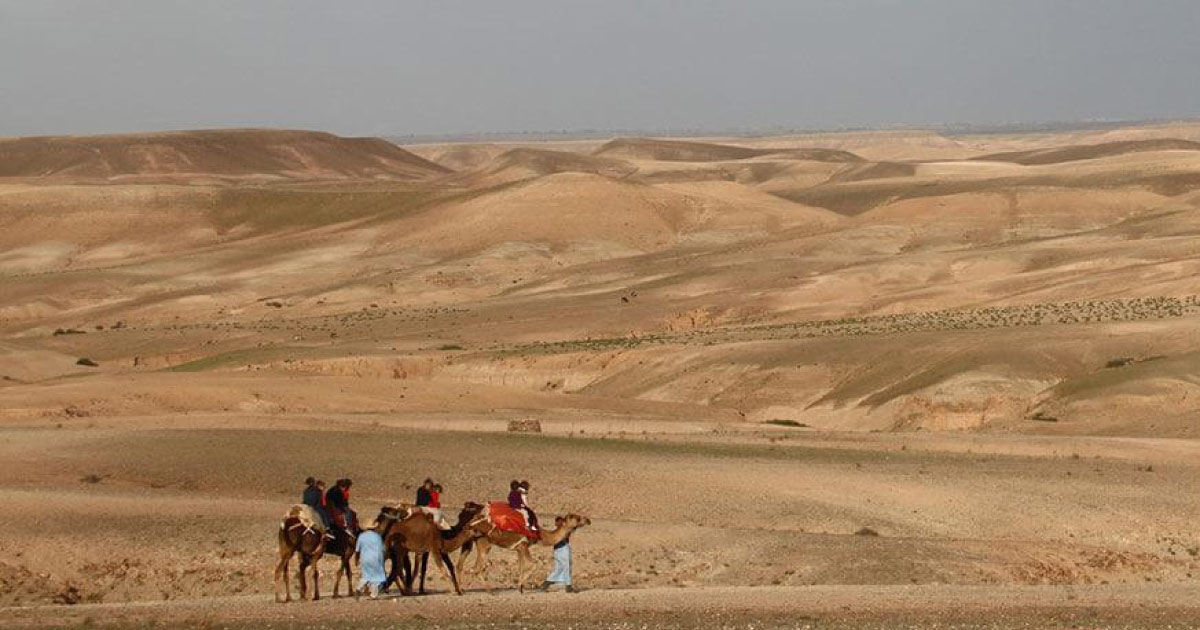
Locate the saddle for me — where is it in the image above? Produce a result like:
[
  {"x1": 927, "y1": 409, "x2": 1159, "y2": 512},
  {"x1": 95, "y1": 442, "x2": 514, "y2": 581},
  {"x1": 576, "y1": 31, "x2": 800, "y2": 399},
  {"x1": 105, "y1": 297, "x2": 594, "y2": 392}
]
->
[
  {"x1": 285, "y1": 504, "x2": 327, "y2": 535},
  {"x1": 486, "y1": 501, "x2": 540, "y2": 541}
]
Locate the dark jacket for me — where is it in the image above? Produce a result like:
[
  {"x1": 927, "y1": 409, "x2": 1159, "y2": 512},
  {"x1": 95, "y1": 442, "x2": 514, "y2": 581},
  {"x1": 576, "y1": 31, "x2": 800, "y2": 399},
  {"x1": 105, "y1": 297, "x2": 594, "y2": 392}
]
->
[
  {"x1": 508, "y1": 489, "x2": 524, "y2": 510},
  {"x1": 325, "y1": 486, "x2": 348, "y2": 511},
  {"x1": 416, "y1": 486, "x2": 432, "y2": 507},
  {"x1": 302, "y1": 485, "x2": 322, "y2": 509}
]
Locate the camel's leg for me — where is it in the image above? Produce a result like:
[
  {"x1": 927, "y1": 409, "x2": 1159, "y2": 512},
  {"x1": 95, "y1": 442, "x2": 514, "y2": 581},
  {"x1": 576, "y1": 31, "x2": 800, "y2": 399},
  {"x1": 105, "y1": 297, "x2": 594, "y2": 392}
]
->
[
  {"x1": 473, "y1": 541, "x2": 495, "y2": 594},
  {"x1": 467, "y1": 538, "x2": 490, "y2": 574},
  {"x1": 331, "y1": 555, "x2": 341, "y2": 598},
  {"x1": 275, "y1": 549, "x2": 292, "y2": 603},
  {"x1": 339, "y1": 553, "x2": 352, "y2": 598},
  {"x1": 516, "y1": 545, "x2": 536, "y2": 593},
  {"x1": 457, "y1": 545, "x2": 473, "y2": 583},
  {"x1": 298, "y1": 557, "x2": 310, "y2": 601},
  {"x1": 384, "y1": 547, "x2": 401, "y2": 592},
  {"x1": 419, "y1": 552, "x2": 429, "y2": 595},
  {"x1": 438, "y1": 552, "x2": 463, "y2": 595},
  {"x1": 397, "y1": 548, "x2": 412, "y2": 595},
  {"x1": 312, "y1": 557, "x2": 323, "y2": 601},
  {"x1": 331, "y1": 554, "x2": 346, "y2": 598},
  {"x1": 515, "y1": 546, "x2": 527, "y2": 593},
  {"x1": 401, "y1": 552, "x2": 414, "y2": 596}
]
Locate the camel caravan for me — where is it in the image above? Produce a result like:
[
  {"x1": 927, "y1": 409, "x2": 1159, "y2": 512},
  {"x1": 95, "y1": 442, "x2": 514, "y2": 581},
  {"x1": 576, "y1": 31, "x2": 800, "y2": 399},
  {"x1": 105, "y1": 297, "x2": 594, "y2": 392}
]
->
[{"x1": 275, "y1": 477, "x2": 590, "y2": 602}]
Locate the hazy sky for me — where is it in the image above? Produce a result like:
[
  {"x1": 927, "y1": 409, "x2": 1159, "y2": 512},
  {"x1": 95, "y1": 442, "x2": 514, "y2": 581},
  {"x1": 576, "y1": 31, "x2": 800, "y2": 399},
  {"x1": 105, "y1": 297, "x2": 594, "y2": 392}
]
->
[{"x1": 2, "y1": 0, "x2": 1198, "y2": 137}]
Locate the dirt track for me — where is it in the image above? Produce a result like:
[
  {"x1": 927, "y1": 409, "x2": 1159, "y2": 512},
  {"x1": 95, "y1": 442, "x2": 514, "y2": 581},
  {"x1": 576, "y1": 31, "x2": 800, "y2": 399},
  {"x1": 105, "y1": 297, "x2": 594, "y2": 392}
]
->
[{"x1": 5, "y1": 584, "x2": 1200, "y2": 629}]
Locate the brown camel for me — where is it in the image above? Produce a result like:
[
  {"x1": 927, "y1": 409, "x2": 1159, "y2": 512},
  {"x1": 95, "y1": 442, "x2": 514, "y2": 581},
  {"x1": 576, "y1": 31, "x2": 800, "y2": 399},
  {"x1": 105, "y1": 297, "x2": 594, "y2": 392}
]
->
[
  {"x1": 459, "y1": 513, "x2": 590, "y2": 593},
  {"x1": 274, "y1": 510, "x2": 327, "y2": 602},
  {"x1": 396, "y1": 502, "x2": 487, "y2": 594},
  {"x1": 379, "y1": 504, "x2": 485, "y2": 596}
]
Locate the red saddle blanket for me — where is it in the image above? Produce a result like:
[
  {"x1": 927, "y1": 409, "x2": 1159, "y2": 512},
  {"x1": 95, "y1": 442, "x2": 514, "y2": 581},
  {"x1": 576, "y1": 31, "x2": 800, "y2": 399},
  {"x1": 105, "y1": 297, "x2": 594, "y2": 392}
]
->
[{"x1": 487, "y1": 501, "x2": 539, "y2": 540}]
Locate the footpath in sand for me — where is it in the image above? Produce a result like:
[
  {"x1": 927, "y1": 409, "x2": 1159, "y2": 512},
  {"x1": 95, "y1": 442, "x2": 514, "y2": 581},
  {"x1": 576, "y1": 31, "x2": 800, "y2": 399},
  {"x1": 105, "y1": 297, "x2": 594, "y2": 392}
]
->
[{"x1": 5, "y1": 584, "x2": 1200, "y2": 629}]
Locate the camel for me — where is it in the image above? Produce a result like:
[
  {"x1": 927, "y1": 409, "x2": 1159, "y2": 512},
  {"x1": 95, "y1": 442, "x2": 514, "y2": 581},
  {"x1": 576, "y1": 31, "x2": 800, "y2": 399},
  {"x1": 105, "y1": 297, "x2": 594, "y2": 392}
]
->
[
  {"x1": 274, "y1": 509, "x2": 327, "y2": 602},
  {"x1": 399, "y1": 502, "x2": 487, "y2": 594},
  {"x1": 459, "y1": 512, "x2": 591, "y2": 593},
  {"x1": 378, "y1": 503, "x2": 485, "y2": 596}
]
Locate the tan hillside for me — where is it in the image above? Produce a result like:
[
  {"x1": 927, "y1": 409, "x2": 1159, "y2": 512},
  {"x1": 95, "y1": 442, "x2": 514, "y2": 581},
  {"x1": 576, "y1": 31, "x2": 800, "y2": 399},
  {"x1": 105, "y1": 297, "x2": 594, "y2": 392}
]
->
[
  {"x1": 0, "y1": 128, "x2": 451, "y2": 181},
  {"x1": 595, "y1": 137, "x2": 769, "y2": 161},
  {"x1": 462, "y1": 148, "x2": 637, "y2": 185},
  {"x1": 972, "y1": 138, "x2": 1200, "y2": 165},
  {"x1": 4, "y1": 124, "x2": 1200, "y2": 619}
]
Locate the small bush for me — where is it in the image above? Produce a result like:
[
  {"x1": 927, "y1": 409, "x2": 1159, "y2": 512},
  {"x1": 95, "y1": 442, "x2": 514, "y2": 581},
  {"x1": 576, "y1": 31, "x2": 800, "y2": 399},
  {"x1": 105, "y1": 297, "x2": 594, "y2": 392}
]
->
[
  {"x1": 1030, "y1": 411, "x2": 1058, "y2": 423},
  {"x1": 52, "y1": 584, "x2": 83, "y2": 605},
  {"x1": 438, "y1": 344, "x2": 464, "y2": 351},
  {"x1": 80, "y1": 473, "x2": 104, "y2": 484},
  {"x1": 765, "y1": 419, "x2": 808, "y2": 428},
  {"x1": 855, "y1": 527, "x2": 880, "y2": 537},
  {"x1": 76, "y1": 358, "x2": 99, "y2": 367}
]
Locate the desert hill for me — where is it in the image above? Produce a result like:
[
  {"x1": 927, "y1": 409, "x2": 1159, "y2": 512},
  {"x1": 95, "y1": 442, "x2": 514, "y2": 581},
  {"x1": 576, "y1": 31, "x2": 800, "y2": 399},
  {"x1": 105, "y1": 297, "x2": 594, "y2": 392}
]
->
[
  {"x1": 972, "y1": 138, "x2": 1200, "y2": 165},
  {"x1": 4, "y1": 124, "x2": 1200, "y2": 610},
  {"x1": 595, "y1": 137, "x2": 768, "y2": 161},
  {"x1": 460, "y1": 148, "x2": 637, "y2": 186},
  {"x1": 0, "y1": 128, "x2": 451, "y2": 181},
  {"x1": 2, "y1": 125, "x2": 1199, "y2": 437},
  {"x1": 595, "y1": 137, "x2": 863, "y2": 163}
]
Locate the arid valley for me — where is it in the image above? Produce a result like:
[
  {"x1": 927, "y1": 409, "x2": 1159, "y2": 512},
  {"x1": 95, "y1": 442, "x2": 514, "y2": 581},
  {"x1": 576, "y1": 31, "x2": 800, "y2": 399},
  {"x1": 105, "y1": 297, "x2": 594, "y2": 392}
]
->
[{"x1": 2, "y1": 123, "x2": 1200, "y2": 629}]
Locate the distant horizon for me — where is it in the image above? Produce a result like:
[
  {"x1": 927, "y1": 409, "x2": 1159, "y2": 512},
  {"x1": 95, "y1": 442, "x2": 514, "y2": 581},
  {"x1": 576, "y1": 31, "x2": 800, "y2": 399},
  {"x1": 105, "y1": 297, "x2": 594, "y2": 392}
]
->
[{"x1": 5, "y1": 115, "x2": 1200, "y2": 144}]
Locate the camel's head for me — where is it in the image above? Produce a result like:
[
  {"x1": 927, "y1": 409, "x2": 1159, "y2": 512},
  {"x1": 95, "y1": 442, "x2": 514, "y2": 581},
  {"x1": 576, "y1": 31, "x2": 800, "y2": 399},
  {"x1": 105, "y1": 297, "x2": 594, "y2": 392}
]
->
[
  {"x1": 376, "y1": 504, "x2": 414, "y2": 532},
  {"x1": 458, "y1": 501, "x2": 492, "y2": 530},
  {"x1": 379, "y1": 504, "x2": 406, "y2": 520},
  {"x1": 560, "y1": 513, "x2": 591, "y2": 529},
  {"x1": 456, "y1": 501, "x2": 486, "y2": 527}
]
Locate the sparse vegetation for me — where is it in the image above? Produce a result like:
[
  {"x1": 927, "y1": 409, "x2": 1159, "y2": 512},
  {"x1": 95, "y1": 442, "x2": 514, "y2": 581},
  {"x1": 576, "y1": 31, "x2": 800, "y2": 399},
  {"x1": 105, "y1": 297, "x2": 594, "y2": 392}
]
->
[{"x1": 494, "y1": 295, "x2": 1200, "y2": 356}]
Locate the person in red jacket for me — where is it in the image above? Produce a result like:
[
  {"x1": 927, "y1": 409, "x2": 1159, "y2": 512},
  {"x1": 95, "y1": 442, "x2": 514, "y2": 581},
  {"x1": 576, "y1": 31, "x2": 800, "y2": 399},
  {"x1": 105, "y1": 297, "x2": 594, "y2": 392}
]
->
[
  {"x1": 430, "y1": 484, "x2": 442, "y2": 509},
  {"x1": 325, "y1": 478, "x2": 357, "y2": 533}
]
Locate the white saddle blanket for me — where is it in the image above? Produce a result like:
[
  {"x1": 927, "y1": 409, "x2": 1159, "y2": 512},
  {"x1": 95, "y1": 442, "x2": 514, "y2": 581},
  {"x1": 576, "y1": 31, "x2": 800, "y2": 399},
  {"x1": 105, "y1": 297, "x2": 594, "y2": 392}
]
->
[{"x1": 285, "y1": 504, "x2": 327, "y2": 534}]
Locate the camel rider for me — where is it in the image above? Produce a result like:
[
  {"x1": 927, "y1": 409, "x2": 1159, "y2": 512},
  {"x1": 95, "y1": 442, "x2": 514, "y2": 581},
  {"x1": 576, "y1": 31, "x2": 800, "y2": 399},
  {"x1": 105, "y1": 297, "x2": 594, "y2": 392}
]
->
[
  {"x1": 509, "y1": 480, "x2": 539, "y2": 533},
  {"x1": 303, "y1": 477, "x2": 332, "y2": 529},
  {"x1": 415, "y1": 479, "x2": 450, "y2": 530},
  {"x1": 415, "y1": 478, "x2": 434, "y2": 507},
  {"x1": 326, "y1": 478, "x2": 358, "y2": 533}
]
